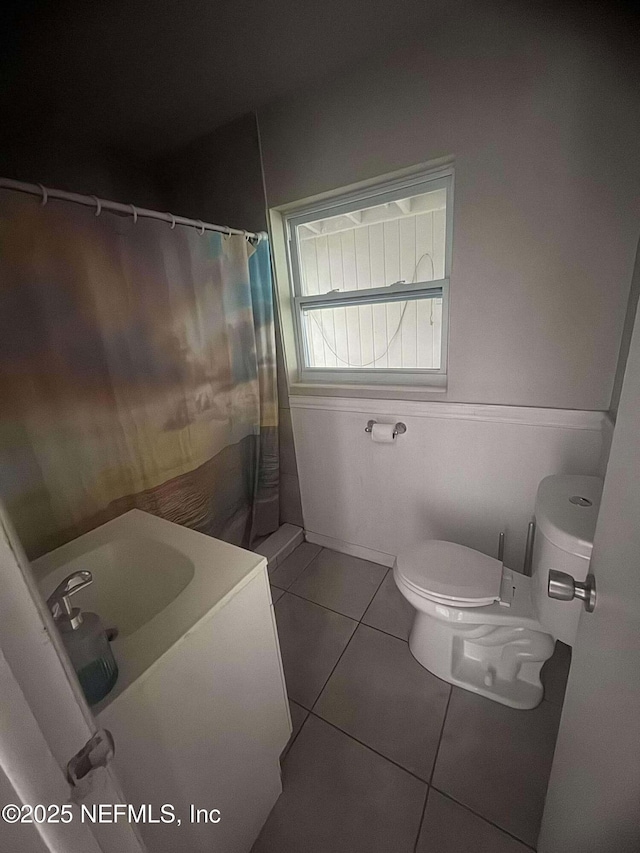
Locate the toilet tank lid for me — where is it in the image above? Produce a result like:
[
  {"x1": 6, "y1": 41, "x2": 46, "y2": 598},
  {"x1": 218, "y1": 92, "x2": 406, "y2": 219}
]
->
[
  {"x1": 396, "y1": 541, "x2": 502, "y2": 603},
  {"x1": 535, "y1": 475, "x2": 603, "y2": 559}
]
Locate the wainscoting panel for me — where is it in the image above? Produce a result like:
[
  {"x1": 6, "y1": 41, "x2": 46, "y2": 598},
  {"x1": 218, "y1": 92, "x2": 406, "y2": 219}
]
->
[{"x1": 290, "y1": 397, "x2": 605, "y2": 570}]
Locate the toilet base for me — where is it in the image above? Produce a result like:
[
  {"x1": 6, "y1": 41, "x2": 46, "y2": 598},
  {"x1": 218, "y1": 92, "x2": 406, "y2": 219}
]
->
[{"x1": 408, "y1": 611, "x2": 555, "y2": 710}]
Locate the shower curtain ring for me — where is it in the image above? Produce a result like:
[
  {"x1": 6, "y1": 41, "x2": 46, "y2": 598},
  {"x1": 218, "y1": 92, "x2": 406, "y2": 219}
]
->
[
  {"x1": 196, "y1": 220, "x2": 205, "y2": 236},
  {"x1": 91, "y1": 196, "x2": 102, "y2": 217},
  {"x1": 37, "y1": 184, "x2": 48, "y2": 206},
  {"x1": 225, "y1": 226, "x2": 233, "y2": 239},
  {"x1": 130, "y1": 204, "x2": 138, "y2": 224},
  {"x1": 167, "y1": 213, "x2": 176, "y2": 229}
]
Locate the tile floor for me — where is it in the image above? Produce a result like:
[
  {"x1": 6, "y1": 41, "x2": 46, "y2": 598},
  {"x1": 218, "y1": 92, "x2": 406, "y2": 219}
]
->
[{"x1": 253, "y1": 544, "x2": 570, "y2": 853}]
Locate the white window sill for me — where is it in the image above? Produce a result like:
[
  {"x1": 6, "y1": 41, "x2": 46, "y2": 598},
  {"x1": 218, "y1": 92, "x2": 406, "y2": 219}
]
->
[{"x1": 288, "y1": 380, "x2": 448, "y2": 401}]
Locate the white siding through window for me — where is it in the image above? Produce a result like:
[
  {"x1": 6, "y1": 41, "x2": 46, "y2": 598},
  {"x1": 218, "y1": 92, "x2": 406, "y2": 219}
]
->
[{"x1": 299, "y1": 210, "x2": 445, "y2": 369}]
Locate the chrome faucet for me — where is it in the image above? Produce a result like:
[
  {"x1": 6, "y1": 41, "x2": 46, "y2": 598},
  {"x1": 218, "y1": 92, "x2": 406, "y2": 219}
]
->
[{"x1": 46, "y1": 571, "x2": 93, "y2": 630}]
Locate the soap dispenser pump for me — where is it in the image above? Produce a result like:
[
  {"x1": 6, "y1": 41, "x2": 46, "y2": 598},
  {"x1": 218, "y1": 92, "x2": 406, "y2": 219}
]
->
[{"x1": 47, "y1": 571, "x2": 118, "y2": 706}]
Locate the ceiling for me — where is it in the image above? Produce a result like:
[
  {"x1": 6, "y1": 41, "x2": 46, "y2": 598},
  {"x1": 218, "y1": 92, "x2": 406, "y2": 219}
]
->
[
  {"x1": 0, "y1": 0, "x2": 454, "y2": 157},
  {"x1": 1, "y1": 0, "x2": 636, "y2": 160}
]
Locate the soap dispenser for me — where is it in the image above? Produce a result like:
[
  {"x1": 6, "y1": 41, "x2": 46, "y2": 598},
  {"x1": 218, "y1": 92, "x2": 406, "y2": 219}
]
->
[{"x1": 47, "y1": 571, "x2": 118, "y2": 706}]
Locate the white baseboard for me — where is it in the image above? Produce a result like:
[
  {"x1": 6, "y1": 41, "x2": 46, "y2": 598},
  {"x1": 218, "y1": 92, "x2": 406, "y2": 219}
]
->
[{"x1": 304, "y1": 530, "x2": 395, "y2": 568}]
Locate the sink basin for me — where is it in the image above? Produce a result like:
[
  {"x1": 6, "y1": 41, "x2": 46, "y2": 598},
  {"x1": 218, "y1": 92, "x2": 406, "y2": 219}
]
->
[
  {"x1": 32, "y1": 509, "x2": 266, "y2": 710},
  {"x1": 38, "y1": 536, "x2": 195, "y2": 639}
]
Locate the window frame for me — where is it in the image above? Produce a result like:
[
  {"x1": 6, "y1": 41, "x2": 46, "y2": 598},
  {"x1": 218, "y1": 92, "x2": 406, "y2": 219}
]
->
[{"x1": 284, "y1": 165, "x2": 453, "y2": 388}]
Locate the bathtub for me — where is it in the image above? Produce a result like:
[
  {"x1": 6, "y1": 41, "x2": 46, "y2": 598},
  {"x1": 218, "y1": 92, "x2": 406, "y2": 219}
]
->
[{"x1": 33, "y1": 509, "x2": 291, "y2": 853}]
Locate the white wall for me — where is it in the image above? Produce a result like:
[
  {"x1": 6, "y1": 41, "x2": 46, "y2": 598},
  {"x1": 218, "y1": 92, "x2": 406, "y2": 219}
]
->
[
  {"x1": 259, "y1": 5, "x2": 640, "y2": 409},
  {"x1": 291, "y1": 398, "x2": 604, "y2": 571}
]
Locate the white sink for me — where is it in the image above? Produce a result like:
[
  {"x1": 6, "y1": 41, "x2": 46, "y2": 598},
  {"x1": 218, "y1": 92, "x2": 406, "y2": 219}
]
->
[
  {"x1": 32, "y1": 509, "x2": 266, "y2": 710},
  {"x1": 38, "y1": 536, "x2": 195, "y2": 639}
]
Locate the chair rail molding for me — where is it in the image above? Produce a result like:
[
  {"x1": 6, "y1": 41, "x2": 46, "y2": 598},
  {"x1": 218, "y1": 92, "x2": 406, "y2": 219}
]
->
[{"x1": 289, "y1": 396, "x2": 606, "y2": 431}]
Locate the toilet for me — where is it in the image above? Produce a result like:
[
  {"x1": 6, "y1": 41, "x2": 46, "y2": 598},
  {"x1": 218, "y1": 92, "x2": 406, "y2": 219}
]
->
[{"x1": 394, "y1": 474, "x2": 603, "y2": 709}]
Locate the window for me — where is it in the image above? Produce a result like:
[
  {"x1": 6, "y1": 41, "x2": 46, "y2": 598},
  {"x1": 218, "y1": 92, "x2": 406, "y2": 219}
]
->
[{"x1": 284, "y1": 166, "x2": 452, "y2": 388}]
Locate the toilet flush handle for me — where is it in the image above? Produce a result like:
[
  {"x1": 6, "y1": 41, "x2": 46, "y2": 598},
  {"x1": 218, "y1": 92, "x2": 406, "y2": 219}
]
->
[{"x1": 548, "y1": 569, "x2": 597, "y2": 613}]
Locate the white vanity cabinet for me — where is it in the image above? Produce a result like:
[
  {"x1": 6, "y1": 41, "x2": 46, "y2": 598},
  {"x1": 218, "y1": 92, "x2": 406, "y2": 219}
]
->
[
  {"x1": 98, "y1": 567, "x2": 289, "y2": 853},
  {"x1": 34, "y1": 511, "x2": 291, "y2": 853}
]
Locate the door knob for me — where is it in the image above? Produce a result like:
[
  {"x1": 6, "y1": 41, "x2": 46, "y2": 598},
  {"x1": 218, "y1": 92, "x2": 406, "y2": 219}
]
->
[{"x1": 548, "y1": 569, "x2": 596, "y2": 613}]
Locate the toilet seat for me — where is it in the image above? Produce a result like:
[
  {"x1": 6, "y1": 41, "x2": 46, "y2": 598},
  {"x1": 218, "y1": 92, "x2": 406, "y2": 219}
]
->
[{"x1": 395, "y1": 541, "x2": 503, "y2": 607}]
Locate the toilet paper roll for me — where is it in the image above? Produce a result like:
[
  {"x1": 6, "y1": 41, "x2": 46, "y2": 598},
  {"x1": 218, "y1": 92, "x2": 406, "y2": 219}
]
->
[{"x1": 371, "y1": 423, "x2": 395, "y2": 444}]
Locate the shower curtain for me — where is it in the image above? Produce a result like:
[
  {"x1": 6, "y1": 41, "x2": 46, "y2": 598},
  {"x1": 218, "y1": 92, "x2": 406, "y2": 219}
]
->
[{"x1": 0, "y1": 192, "x2": 279, "y2": 559}]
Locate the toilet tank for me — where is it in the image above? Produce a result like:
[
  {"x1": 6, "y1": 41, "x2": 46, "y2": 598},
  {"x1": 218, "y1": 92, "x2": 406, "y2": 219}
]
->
[{"x1": 532, "y1": 474, "x2": 603, "y2": 646}]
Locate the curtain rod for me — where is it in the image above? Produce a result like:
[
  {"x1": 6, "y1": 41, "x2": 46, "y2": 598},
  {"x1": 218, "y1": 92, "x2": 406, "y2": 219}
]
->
[{"x1": 0, "y1": 177, "x2": 264, "y2": 242}]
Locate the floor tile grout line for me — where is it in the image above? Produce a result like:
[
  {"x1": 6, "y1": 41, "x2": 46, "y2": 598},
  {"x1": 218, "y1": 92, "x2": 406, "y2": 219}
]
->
[
  {"x1": 270, "y1": 545, "x2": 329, "y2": 592},
  {"x1": 359, "y1": 564, "x2": 392, "y2": 621},
  {"x1": 275, "y1": 568, "x2": 394, "y2": 629},
  {"x1": 360, "y1": 566, "x2": 393, "y2": 620},
  {"x1": 413, "y1": 787, "x2": 430, "y2": 853},
  {"x1": 303, "y1": 563, "x2": 399, "y2": 711},
  {"x1": 288, "y1": 548, "x2": 389, "y2": 618},
  {"x1": 306, "y1": 709, "x2": 431, "y2": 787},
  {"x1": 410, "y1": 685, "x2": 453, "y2": 852},
  {"x1": 429, "y1": 787, "x2": 538, "y2": 851},
  {"x1": 280, "y1": 706, "x2": 311, "y2": 765},
  {"x1": 269, "y1": 544, "x2": 323, "y2": 588},
  {"x1": 274, "y1": 541, "x2": 390, "y2": 598},
  {"x1": 427, "y1": 688, "x2": 452, "y2": 787},
  {"x1": 301, "y1": 566, "x2": 390, "y2": 719},
  {"x1": 291, "y1": 645, "x2": 556, "y2": 796},
  {"x1": 359, "y1": 620, "x2": 409, "y2": 644},
  {"x1": 282, "y1": 710, "x2": 538, "y2": 853},
  {"x1": 306, "y1": 624, "x2": 359, "y2": 716},
  {"x1": 279, "y1": 555, "x2": 389, "y2": 781},
  {"x1": 275, "y1": 583, "x2": 402, "y2": 644},
  {"x1": 428, "y1": 680, "x2": 555, "y2": 850},
  {"x1": 276, "y1": 547, "x2": 393, "y2": 745},
  {"x1": 275, "y1": 587, "x2": 361, "y2": 624}
]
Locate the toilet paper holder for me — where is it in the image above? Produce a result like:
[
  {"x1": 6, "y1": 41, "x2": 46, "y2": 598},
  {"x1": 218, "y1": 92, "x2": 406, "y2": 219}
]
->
[{"x1": 365, "y1": 420, "x2": 407, "y2": 438}]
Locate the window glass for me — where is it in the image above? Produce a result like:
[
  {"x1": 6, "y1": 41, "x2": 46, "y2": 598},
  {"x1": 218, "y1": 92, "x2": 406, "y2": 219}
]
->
[
  {"x1": 301, "y1": 295, "x2": 443, "y2": 370},
  {"x1": 296, "y1": 187, "x2": 446, "y2": 297}
]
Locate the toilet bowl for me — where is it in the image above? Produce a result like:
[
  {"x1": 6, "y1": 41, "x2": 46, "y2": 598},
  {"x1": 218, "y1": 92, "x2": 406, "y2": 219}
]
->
[{"x1": 394, "y1": 474, "x2": 603, "y2": 710}]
